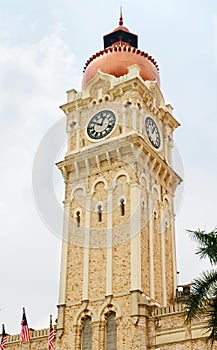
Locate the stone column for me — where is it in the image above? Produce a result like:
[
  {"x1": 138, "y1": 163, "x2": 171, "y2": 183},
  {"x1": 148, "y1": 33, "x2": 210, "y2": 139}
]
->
[
  {"x1": 160, "y1": 203, "x2": 167, "y2": 306},
  {"x1": 82, "y1": 194, "x2": 91, "y2": 300},
  {"x1": 171, "y1": 201, "x2": 177, "y2": 297},
  {"x1": 57, "y1": 200, "x2": 70, "y2": 335},
  {"x1": 130, "y1": 180, "x2": 141, "y2": 291},
  {"x1": 106, "y1": 188, "x2": 113, "y2": 296},
  {"x1": 147, "y1": 191, "x2": 155, "y2": 300}
]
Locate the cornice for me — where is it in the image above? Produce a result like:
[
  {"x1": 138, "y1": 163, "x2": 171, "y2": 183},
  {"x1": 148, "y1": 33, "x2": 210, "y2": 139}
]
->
[{"x1": 56, "y1": 132, "x2": 182, "y2": 193}]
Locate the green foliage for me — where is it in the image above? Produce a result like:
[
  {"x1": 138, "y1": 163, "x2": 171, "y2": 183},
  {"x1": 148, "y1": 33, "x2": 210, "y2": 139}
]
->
[
  {"x1": 185, "y1": 229, "x2": 217, "y2": 348},
  {"x1": 187, "y1": 229, "x2": 217, "y2": 265}
]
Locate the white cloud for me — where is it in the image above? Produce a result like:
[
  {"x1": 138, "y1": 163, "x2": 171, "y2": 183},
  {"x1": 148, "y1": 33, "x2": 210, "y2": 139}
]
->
[{"x1": 0, "y1": 28, "x2": 80, "y2": 333}]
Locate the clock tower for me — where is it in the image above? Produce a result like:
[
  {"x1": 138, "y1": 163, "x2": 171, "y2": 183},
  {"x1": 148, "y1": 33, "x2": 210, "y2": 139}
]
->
[{"x1": 56, "y1": 11, "x2": 181, "y2": 350}]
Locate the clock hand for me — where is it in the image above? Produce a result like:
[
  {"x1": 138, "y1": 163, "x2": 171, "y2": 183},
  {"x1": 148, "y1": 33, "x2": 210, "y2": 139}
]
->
[
  {"x1": 99, "y1": 116, "x2": 107, "y2": 126},
  {"x1": 94, "y1": 119, "x2": 103, "y2": 126}
]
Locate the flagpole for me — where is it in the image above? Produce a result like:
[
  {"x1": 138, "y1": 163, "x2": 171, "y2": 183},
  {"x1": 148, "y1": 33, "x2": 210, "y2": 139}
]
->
[
  {"x1": 20, "y1": 307, "x2": 31, "y2": 349},
  {"x1": 48, "y1": 315, "x2": 54, "y2": 350},
  {"x1": 49, "y1": 314, "x2": 52, "y2": 350}
]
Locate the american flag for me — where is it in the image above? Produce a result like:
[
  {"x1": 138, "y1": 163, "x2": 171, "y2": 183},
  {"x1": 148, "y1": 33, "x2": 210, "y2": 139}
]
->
[
  {"x1": 20, "y1": 308, "x2": 30, "y2": 342},
  {"x1": 0, "y1": 324, "x2": 7, "y2": 350},
  {"x1": 48, "y1": 315, "x2": 54, "y2": 350}
]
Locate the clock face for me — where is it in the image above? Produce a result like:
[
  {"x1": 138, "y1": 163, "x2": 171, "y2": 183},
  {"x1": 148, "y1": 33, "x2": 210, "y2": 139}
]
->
[
  {"x1": 87, "y1": 110, "x2": 116, "y2": 140},
  {"x1": 145, "y1": 116, "x2": 161, "y2": 149}
]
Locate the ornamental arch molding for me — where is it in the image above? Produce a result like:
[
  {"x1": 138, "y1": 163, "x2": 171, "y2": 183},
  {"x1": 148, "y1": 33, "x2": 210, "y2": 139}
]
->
[
  {"x1": 140, "y1": 172, "x2": 149, "y2": 201},
  {"x1": 162, "y1": 194, "x2": 172, "y2": 211},
  {"x1": 99, "y1": 300, "x2": 122, "y2": 322},
  {"x1": 112, "y1": 169, "x2": 130, "y2": 187},
  {"x1": 70, "y1": 184, "x2": 86, "y2": 201},
  {"x1": 150, "y1": 183, "x2": 161, "y2": 215},
  {"x1": 91, "y1": 177, "x2": 108, "y2": 194},
  {"x1": 139, "y1": 172, "x2": 149, "y2": 188},
  {"x1": 73, "y1": 304, "x2": 98, "y2": 326},
  {"x1": 151, "y1": 183, "x2": 160, "y2": 201}
]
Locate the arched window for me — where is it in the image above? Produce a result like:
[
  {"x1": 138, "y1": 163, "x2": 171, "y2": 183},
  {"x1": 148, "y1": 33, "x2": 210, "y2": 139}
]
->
[
  {"x1": 106, "y1": 312, "x2": 117, "y2": 350},
  {"x1": 97, "y1": 204, "x2": 102, "y2": 222},
  {"x1": 120, "y1": 199, "x2": 125, "y2": 216},
  {"x1": 81, "y1": 316, "x2": 92, "y2": 350},
  {"x1": 76, "y1": 211, "x2": 81, "y2": 228}
]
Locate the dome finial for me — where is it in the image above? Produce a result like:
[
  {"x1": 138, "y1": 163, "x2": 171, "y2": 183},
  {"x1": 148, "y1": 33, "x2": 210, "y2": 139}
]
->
[{"x1": 119, "y1": 6, "x2": 123, "y2": 26}]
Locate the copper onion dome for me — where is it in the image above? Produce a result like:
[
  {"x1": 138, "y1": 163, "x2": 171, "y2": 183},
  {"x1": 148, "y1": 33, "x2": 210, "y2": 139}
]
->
[{"x1": 82, "y1": 9, "x2": 160, "y2": 90}]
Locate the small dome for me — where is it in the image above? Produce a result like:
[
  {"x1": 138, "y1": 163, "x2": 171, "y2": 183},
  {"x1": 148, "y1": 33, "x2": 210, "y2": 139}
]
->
[
  {"x1": 81, "y1": 10, "x2": 160, "y2": 90},
  {"x1": 82, "y1": 42, "x2": 160, "y2": 90},
  {"x1": 111, "y1": 25, "x2": 129, "y2": 33}
]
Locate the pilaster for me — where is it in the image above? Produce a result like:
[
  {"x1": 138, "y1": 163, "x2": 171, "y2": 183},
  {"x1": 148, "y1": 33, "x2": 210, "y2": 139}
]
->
[
  {"x1": 82, "y1": 194, "x2": 91, "y2": 300},
  {"x1": 147, "y1": 190, "x2": 155, "y2": 300},
  {"x1": 130, "y1": 180, "x2": 141, "y2": 291},
  {"x1": 106, "y1": 187, "x2": 113, "y2": 296},
  {"x1": 57, "y1": 201, "x2": 70, "y2": 335},
  {"x1": 160, "y1": 203, "x2": 167, "y2": 306}
]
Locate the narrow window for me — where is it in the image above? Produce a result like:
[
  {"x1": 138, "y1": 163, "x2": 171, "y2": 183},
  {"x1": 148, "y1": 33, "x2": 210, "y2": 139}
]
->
[
  {"x1": 76, "y1": 211, "x2": 81, "y2": 228},
  {"x1": 154, "y1": 211, "x2": 158, "y2": 233},
  {"x1": 81, "y1": 138, "x2": 85, "y2": 147},
  {"x1": 137, "y1": 102, "x2": 142, "y2": 109},
  {"x1": 120, "y1": 199, "x2": 125, "y2": 216},
  {"x1": 97, "y1": 205, "x2": 102, "y2": 222},
  {"x1": 81, "y1": 316, "x2": 92, "y2": 350},
  {"x1": 106, "y1": 312, "x2": 117, "y2": 350}
]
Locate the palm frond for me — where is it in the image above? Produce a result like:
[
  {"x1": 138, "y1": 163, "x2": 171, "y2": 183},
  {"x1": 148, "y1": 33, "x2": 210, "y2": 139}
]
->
[
  {"x1": 187, "y1": 229, "x2": 217, "y2": 265},
  {"x1": 185, "y1": 269, "x2": 217, "y2": 323},
  {"x1": 205, "y1": 297, "x2": 217, "y2": 348}
]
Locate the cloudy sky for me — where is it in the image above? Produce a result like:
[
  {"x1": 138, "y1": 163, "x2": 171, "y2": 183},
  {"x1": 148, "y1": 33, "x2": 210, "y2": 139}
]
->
[{"x1": 0, "y1": 0, "x2": 217, "y2": 334}]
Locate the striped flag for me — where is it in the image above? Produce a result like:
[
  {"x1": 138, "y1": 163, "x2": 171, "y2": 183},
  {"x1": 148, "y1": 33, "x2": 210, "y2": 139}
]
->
[
  {"x1": 20, "y1": 308, "x2": 30, "y2": 342},
  {"x1": 48, "y1": 315, "x2": 54, "y2": 350},
  {"x1": 0, "y1": 324, "x2": 7, "y2": 350}
]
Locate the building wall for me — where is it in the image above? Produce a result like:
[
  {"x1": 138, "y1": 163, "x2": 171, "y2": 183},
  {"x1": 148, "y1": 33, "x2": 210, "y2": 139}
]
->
[
  {"x1": 5, "y1": 304, "x2": 217, "y2": 349},
  {"x1": 5, "y1": 69, "x2": 215, "y2": 350}
]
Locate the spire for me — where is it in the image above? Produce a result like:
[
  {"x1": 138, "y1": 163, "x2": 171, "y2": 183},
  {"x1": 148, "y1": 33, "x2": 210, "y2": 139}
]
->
[
  {"x1": 103, "y1": 8, "x2": 138, "y2": 49},
  {"x1": 119, "y1": 6, "x2": 123, "y2": 26}
]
